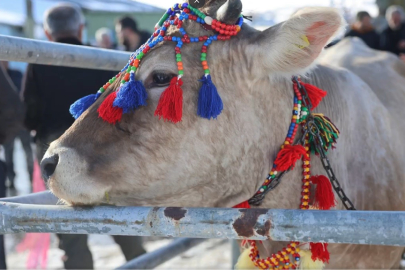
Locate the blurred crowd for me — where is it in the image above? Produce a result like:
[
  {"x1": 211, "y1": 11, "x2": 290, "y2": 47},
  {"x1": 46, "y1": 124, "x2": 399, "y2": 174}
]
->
[
  {"x1": 0, "y1": 2, "x2": 150, "y2": 269},
  {"x1": 342, "y1": 5, "x2": 405, "y2": 59},
  {"x1": 1, "y1": 2, "x2": 405, "y2": 270}
]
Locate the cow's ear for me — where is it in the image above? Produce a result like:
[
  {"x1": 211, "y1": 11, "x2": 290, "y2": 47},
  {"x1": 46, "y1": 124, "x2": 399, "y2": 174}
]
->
[{"x1": 250, "y1": 7, "x2": 345, "y2": 76}]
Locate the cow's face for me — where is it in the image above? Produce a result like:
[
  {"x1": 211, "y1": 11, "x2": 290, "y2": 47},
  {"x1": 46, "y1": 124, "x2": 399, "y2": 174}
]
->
[{"x1": 42, "y1": 1, "x2": 344, "y2": 207}]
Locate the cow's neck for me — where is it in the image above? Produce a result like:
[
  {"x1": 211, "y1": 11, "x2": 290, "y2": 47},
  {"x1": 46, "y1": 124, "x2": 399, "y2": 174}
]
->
[{"x1": 251, "y1": 75, "x2": 303, "y2": 210}]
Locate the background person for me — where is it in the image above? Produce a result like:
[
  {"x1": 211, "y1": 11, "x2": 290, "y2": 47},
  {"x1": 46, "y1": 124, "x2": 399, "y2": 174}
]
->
[
  {"x1": 22, "y1": 3, "x2": 145, "y2": 269},
  {"x1": 0, "y1": 61, "x2": 33, "y2": 194},
  {"x1": 0, "y1": 63, "x2": 25, "y2": 270},
  {"x1": 380, "y1": 5, "x2": 405, "y2": 55},
  {"x1": 95, "y1": 27, "x2": 115, "y2": 49},
  {"x1": 345, "y1": 11, "x2": 380, "y2": 49},
  {"x1": 115, "y1": 16, "x2": 151, "y2": 52}
]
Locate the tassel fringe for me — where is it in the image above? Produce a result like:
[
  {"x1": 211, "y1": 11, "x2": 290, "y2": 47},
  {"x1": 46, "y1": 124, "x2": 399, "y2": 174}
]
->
[
  {"x1": 310, "y1": 243, "x2": 330, "y2": 264},
  {"x1": 274, "y1": 145, "x2": 307, "y2": 171},
  {"x1": 300, "y1": 82, "x2": 327, "y2": 111},
  {"x1": 155, "y1": 77, "x2": 183, "y2": 123},
  {"x1": 197, "y1": 74, "x2": 223, "y2": 120},
  {"x1": 233, "y1": 201, "x2": 251, "y2": 209},
  {"x1": 309, "y1": 114, "x2": 340, "y2": 153},
  {"x1": 299, "y1": 250, "x2": 325, "y2": 269},
  {"x1": 98, "y1": 92, "x2": 123, "y2": 124},
  {"x1": 310, "y1": 175, "x2": 336, "y2": 210},
  {"x1": 70, "y1": 92, "x2": 101, "y2": 119},
  {"x1": 113, "y1": 73, "x2": 147, "y2": 113}
]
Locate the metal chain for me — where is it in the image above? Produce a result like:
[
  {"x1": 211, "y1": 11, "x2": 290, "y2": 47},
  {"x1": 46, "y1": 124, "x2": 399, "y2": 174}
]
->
[
  {"x1": 313, "y1": 141, "x2": 356, "y2": 211},
  {"x1": 293, "y1": 76, "x2": 313, "y2": 111},
  {"x1": 304, "y1": 118, "x2": 356, "y2": 211},
  {"x1": 248, "y1": 171, "x2": 286, "y2": 206}
]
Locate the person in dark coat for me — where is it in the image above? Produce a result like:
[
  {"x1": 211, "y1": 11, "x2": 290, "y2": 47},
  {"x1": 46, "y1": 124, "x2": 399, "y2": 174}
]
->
[
  {"x1": 380, "y1": 6, "x2": 405, "y2": 55},
  {"x1": 345, "y1": 11, "x2": 380, "y2": 50},
  {"x1": 0, "y1": 63, "x2": 25, "y2": 270},
  {"x1": 22, "y1": 3, "x2": 145, "y2": 269},
  {"x1": 115, "y1": 16, "x2": 151, "y2": 52},
  {"x1": 1, "y1": 61, "x2": 34, "y2": 193}
]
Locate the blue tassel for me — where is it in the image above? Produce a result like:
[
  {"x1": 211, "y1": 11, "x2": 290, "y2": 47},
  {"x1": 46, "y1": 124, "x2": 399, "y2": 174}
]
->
[
  {"x1": 70, "y1": 92, "x2": 101, "y2": 119},
  {"x1": 197, "y1": 74, "x2": 223, "y2": 119},
  {"x1": 113, "y1": 73, "x2": 147, "y2": 113}
]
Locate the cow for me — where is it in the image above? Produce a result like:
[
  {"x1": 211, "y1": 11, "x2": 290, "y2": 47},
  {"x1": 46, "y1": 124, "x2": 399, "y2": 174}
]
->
[
  {"x1": 40, "y1": 0, "x2": 405, "y2": 268},
  {"x1": 321, "y1": 37, "x2": 405, "y2": 146}
]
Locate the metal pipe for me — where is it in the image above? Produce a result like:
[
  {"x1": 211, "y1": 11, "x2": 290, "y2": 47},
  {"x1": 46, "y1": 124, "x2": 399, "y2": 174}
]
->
[
  {"x1": 0, "y1": 203, "x2": 404, "y2": 246},
  {"x1": 0, "y1": 35, "x2": 130, "y2": 71},
  {"x1": 117, "y1": 238, "x2": 205, "y2": 269},
  {"x1": 0, "y1": 191, "x2": 59, "y2": 205}
]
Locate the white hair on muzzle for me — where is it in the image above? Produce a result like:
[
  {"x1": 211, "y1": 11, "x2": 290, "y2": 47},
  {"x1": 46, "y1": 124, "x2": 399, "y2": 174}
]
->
[
  {"x1": 43, "y1": 2, "x2": 84, "y2": 39},
  {"x1": 386, "y1": 5, "x2": 405, "y2": 22}
]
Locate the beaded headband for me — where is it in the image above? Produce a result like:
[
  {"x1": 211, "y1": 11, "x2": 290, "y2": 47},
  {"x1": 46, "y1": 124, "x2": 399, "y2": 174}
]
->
[{"x1": 70, "y1": 3, "x2": 244, "y2": 124}]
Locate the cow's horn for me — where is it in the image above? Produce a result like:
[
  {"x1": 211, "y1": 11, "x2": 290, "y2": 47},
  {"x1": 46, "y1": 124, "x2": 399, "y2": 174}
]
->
[{"x1": 215, "y1": 0, "x2": 243, "y2": 25}]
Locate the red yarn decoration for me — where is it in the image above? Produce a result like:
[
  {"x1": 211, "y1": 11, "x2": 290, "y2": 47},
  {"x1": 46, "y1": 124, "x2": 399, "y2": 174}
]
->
[
  {"x1": 274, "y1": 145, "x2": 307, "y2": 171},
  {"x1": 300, "y1": 82, "x2": 327, "y2": 111},
  {"x1": 98, "y1": 92, "x2": 123, "y2": 124},
  {"x1": 310, "y1": 242, "x2": 330, "y2": 263},
  {"x1": 233, "y1": 201, "x2": 251, "y2": 209},
  {"x1": 311, "y1": 175, "x2": 336, "y2": 210},
  {"x1": 155, "y1": 77, "x2": 183, "y2": 123}
]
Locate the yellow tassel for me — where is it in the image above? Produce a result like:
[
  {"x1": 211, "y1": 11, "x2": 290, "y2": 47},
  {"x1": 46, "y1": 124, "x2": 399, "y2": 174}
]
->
[
  {"x1": 299, "y1": 250, "x2": 325, "y2": 270},
  {"x1": 235, "y1": 248, "x2": 258, "y2": 269}
]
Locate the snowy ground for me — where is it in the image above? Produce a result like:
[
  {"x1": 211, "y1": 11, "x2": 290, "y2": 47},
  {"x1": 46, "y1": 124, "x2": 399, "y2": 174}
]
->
[{"x1": 1, "y1": 141, "x2": 233, "y2": 269}]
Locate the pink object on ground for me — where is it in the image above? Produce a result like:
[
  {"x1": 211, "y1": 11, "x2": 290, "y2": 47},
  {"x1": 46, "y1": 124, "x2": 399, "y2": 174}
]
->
[{"x1": 16, "y1": 160, "x2": 50, "y2": 269}]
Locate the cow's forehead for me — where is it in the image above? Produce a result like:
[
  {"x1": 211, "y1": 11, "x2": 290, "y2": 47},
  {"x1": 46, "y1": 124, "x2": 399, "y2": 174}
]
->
[{"x1": 70, "y1": 2, "x2": 245, "y2": 126}]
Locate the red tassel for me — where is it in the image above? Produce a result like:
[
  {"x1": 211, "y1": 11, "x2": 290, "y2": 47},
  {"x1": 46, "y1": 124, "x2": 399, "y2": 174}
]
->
[
  {"x1": 274, "y1": 145, "x2": 307, "y2": 171},
  {"x1": 310, "y1": 242, "x2": 330, "y2": 263},
  {"x1": 154, "y1": 77, "x2": 183, "y2": 123},
  {"x1": 98, "y1": 92, "x2": 123, "y2": 124},
  {"x1": 233, "y1": 201, "x2": 251, "y2": 209},
  {"x1": 311, "y1": 175, "x2": 336, "y2": 210},
  {"x1": 300, "y1": 82, "x2": 327, "y2": 111}
]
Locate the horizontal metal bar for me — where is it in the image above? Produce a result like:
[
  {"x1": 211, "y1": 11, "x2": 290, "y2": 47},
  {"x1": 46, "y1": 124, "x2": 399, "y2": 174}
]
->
[
  {"x1": 117, "y1": 238, "x2": 205, "y2": 269},
  {"x1": 0, "y1": 191, "x2": 59, "y2": 205},
  {"x1": 0, "y1": 35, "x2": 130, "y2": 71},
  {"x1": 0, "y1": 203, "x2": 404, "y2": 246}
]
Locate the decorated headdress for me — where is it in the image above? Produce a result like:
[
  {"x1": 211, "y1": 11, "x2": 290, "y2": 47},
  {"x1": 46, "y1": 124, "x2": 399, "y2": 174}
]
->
[{"x1": 70, "y1": 2, "x2": 244, "y2": 124}]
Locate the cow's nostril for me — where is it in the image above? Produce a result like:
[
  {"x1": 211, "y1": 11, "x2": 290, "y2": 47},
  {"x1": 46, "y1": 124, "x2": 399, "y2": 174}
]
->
[{"x1": 40, "y1": 154, "x2": 59, "y2": 182}]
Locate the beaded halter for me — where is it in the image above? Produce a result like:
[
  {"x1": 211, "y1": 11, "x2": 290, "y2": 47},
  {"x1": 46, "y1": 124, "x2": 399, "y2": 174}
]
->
[
  {"x1": 70, "y1": 3, "x2": 244, "y2": 123},
  {"x1": 70, "y1": 4, "x2": 351, "y2": 270},
  {"x1": 233, "y1": 78, "x2": 341, "y2": 270}
]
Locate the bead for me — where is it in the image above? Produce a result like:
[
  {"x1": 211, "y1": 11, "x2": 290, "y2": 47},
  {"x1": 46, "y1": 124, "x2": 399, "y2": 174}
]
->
[{"x1": 204, "y1": 16, "x2": 213, "y2": 25}]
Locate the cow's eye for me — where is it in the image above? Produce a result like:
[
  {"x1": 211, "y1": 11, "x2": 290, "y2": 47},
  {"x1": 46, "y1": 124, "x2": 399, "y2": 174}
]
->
[{"x1": 152, "y1": 72, "x2": 172, "y2": 86}]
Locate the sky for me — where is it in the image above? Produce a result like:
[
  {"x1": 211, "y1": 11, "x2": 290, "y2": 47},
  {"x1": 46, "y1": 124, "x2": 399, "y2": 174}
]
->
[{"x1": 134, "y1": 0, "x2": 379, "y2": 23}]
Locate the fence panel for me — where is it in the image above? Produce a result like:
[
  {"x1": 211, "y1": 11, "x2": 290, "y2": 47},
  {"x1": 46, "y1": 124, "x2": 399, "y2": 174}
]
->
[
  {"x1": 1, "y1": 202, "x2": 404, "y2": 246},
  {"x1": 0, "y1": 35, "x2": 130, "y2": 71}
]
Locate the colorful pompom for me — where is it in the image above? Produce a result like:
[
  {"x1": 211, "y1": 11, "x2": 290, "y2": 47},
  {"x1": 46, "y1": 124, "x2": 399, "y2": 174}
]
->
[
  {"x1": 70, "y1": 92, "x2": 101, "y2": 119},
  {"x1": 197, "y1": 75, "x2": 223, "y2": 120},
  {"x1": 98, "y1": 92, "x2": 123, "y2": 124},
  {"x1": 113, "y1": 73, "x2": 147, "y2": 113},
  {"x1": 274, "y1": 145, "x2": 307, "y2": 171},
  {"x1": 311, "y1": 175, "x2": 336, "y2": 210},
  {"x1": 300, "y1": 81, "x2": 327, "y2": 111},
  {"x1": 310, "y1": 243, "x2": 330, "y2": 263},
  {"x1": 155, "y1": 77, "x2": 183, "y2": 123}
]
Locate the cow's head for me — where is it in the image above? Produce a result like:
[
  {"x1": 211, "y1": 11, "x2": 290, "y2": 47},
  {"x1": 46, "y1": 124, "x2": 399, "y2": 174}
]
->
[{"x1": 42, "y1": 0, "x2": 344, "y2": 207}]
